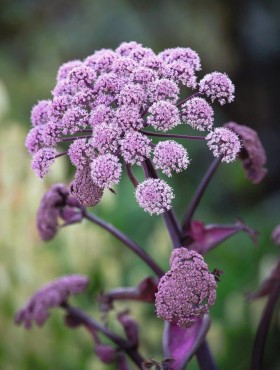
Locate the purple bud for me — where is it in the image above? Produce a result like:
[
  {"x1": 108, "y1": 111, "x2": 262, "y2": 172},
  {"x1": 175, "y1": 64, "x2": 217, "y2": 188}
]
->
[
  {"x1": 117, "y1": 311, "x2": 139, "y2": 347},
  {"x1": 15, "y1": 275, "x2": 89, "y2": 328},
  {"x1": 224, "y1": 121, "x2": 267, "y2": 183}
]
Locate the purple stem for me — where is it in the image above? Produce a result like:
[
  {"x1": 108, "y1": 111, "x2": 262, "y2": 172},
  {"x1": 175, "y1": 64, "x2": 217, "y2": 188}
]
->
[
  {"x1": 62, "y1": 303, "x2": 144, "y2": 368},
  {"x1": 55, "y1": 150, "x2": 68, "y2": 158},
  {"x1": 83, "y1": 210, "x2": 164, "y2": 277},
  {"x1": 182, "y1": 157, "x2": 222, "y2": 232},
  {"x1": 176, "y1": 92, "x2": 201, "y2": 108},
  {"x1": 125, "y1": 163, "x2": 139, "y2": 188},
  {"x1": 143, "y1": 159, "x2": 181, "y2": 249},
  {"x1": 141, "y1": 130, "x2": 205, "y2": 141},
  {"x1": 196, "y1": 340, "x2": 218, "y2": 370},
  {"x1": 251, "y1": 281, "x2": 280, "y2": 370},
  {"x1": 60, "y1": 135, "x2": 92, "y2": 142}
]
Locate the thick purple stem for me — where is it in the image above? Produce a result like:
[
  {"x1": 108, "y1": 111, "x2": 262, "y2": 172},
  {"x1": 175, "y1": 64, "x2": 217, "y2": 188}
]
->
[
  {"x1": 176, "y1": 92, "x2": 201, "y2": 108},
  {"x1": 83, "y1": 210, "x2": 164, "y2": 277},
  {"x1": 251, "y1": 281, "x2": 280, "y2": 370},
  {"x1": 182, "y1": 157, "x2": 221, "y2": 233},
  {"x1": 140, "y1": 130, "x2": 205, "y2": 141}
]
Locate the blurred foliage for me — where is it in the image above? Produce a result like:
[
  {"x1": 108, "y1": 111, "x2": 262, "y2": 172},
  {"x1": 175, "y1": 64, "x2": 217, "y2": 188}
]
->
[{"x1": 0, "y1": 0, "x2": 280, "y2": 369}]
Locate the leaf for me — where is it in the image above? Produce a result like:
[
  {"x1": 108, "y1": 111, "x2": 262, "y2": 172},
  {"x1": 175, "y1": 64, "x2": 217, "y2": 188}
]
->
[{"x1": 162, "y1": 316, "x2": 210, "y2": 370}]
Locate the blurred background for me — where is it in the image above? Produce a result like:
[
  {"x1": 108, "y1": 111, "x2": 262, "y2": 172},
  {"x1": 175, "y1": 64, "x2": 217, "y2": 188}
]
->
[{"x1": 0, "y1": 0, "x2": 279, "y2": 369}]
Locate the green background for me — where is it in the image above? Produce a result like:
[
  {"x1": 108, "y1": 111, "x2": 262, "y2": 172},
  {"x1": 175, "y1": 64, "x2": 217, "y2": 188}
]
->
[{"x1": 0, "y1": 1, "x2": 279, "y2": 369}]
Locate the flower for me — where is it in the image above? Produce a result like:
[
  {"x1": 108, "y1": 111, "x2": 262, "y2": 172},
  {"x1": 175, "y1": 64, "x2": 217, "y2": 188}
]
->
[
  {"x1": 199, "y1": 72, "x2": 235, "y2": 105},
  {"x1": 159, "y1": 47, "x2": 201, "y2": 71},
  {"x1": 148, "y1": 78, "x2": 179, "y2": 103},
  {"x1": 56, "y1": 60, "x2": 83, "y2": 81},
  {"x1": 120, "y1": 131, "x2": 152, "y2": 165},
  {"x1": 68, "y1": 139, "x2": 95, "y2": 169},
  {"x1": 147, "y1": 100, "x2": 180, "y2": 132},
  {"x1": 25, "y1": 126, "x2": 46, "y2": 154},
  {"x1": 155, "y1": 248, "x2": 217, "y2": 328},
  {"x1": 206, "y1": 127, "x2": 241, "y2": 162},
  {"x1": 135, "y1": 178, "x2": 174, "y2": 215},
  {"x1": 31, "y1": 100, "x2": 51, "y2": 126},
  {"x1": 31, "y1": 148, "x2": 57, "y2": 178},
  {"x1": 91, "y1": 154, "x2": 122, "y2": 188},
  {"x1": 91, "y1": 122, "x2": 121, "y2": 154},
  {"x1": 15, "y1": 275, "x2": 89, "y2": 328},
  {"x1": 224, "y1": 122, "x2": 267, "y2": 183},
  {"x1": 153, "y1": 140, "x2": 190, "y2": 176},
  {"x1": 181, "y1": 97, "x2": 214, "y2": 131}
]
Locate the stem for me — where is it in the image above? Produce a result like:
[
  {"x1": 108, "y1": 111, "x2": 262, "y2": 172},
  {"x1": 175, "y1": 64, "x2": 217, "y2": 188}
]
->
[
  {"x1": 143, "y1": 159, "x2": 182, "y2": 249},
  {"x1": 125, "y1": 163, "x2": 139, "y2": 188},
  {"x1": 140, "y1": 130, "x2": 205, "y2": 141},
  {"x1": 83, "y1": 210, "x2": 164, "y2": 277},
  {"x1": 55, "y1": 150, "x2": 68, "y2": 158},
  {"x1": 60, "y1": 135, "x2": 92, "y2": 142},
  {"x1": 62, "y1": 303, "x2": 144, "y2": 369},
  {"x1": 176, "y1": 92, "x2": 201, "y2": 108},
  {"x1": 196, "y1": 340, "x2": 218, "y2": 370},
  {"x1": 251, "y1": 281, "x2": 280, "y2": 370},
  {"x1": 182, "y1": 157, "x2": 221, "y2": 232}
]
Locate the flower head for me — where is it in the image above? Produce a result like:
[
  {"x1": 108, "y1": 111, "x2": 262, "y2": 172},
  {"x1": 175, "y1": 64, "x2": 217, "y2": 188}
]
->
[
  {"x1": 91, "y1": 122, "x2": 121, "y2": 154},
  {"x1": 120, "y1": 131, "x2": 152, "y2": 165},
  {"x1": 56, "y1": 60, "x2": 83, "y2": 81},
  {"x1": 25, "y1": 126, "x2": 46, "y2": 154},
  {"x1": 199, "y1": 72, "x2": 235, "y2": 105},
  {"x1": 15, "y1": 275, "x2": 89, "y2": 328},
  {"x1": 68, "y1": 139, "x2": 95, "y2": 169},
  {"x1": 224, "y1": 122, "x2": 267, "y2": 183},
  {"x1": 147, "y1": 100, "x2": 180, "y2": 132},
  {"x1": 136, "y1": 178, "x2": 174, "y2": 215},
  {"x1": 181, "y1": 97, "x2": 214, "y2": 131},
  {"x1": 148, "y1": 79, "x2": 179, "y2": 103},
  {"x1": 153, "y1": 140, "x2": 190, "y2": 176},
  {"x1": 159, "y1": 47, "x2": 201, "y2": 71},
  {"x1": 206, "y1": 127, "x2": 241, "y2": 162},
  {"x1": 115, "y1": 105, "x2": 143, "y2": 130},
  {"x1": 31, "y1": 148, "x2": 57, "y2": 178},
  {"x1": 91, "y1": 154, "x2": 122, "y2": 188},
  {"x1": 117, "y1": 83, "x2": 146, "y2": 106},
  {"x1": 89, "y1": 104, "x2": 114, "y2": 127},
  {"x1": 155, "y1": 248, "x2": 217, "y2": 328},
  {"x1": 31, "y1": 100, "x2": 51, "y2": 126}
]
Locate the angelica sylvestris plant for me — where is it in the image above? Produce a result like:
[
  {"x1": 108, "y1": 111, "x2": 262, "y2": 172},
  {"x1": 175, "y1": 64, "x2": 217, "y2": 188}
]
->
[{"x1": 17, "y1": 42, "x2": 272, "y2": 370}]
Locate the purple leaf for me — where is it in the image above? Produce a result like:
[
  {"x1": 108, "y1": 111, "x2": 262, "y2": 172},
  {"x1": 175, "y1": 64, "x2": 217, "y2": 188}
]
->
[
  {"x1": 182, "y1": 219, "x2": 257, "y2": 254},
  {"x1": 163, "y1": 316, "x2": 210, "y2": 370}
]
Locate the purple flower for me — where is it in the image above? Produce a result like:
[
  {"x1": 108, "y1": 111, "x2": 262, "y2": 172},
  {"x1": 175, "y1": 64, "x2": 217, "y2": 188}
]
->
[
  {"x1": 31, "y1": 148, "x2": 57, "y2": 178},
  {"x1": 93, "y1": 49, "x2": 117, "y2": 74},
  {"x1": 42, "y1": 122, "x2": 62, "y2": 147},
  {"x1": 61, "y1": 107, "x2": 89, "y2": 135},
  {"x1": 69, "y1": 65, "x2": 97, "y2": 88},
  {"x1": 128, "y1": 46, "x2": 155, "y2": 62},
  {"x1": 52, "y1": 79, "x2": 76, "y2": 97},
  {"x1": 181, "y1": 97, "x2": 214, "y2": 131},
  {"x1": 94, "y1": 72, "x2": 121, "y2": 95},
  {"x1": 68, "y1": 138, "x2": 95, "y2": 169},
  {"x1": 155, "y1": 248, "x2": 217, "y2": 328},
  {"x1": 148, "y1": 78, "x2": 179, "y2": 103},
  {"x1": 31, "y1": 100, "x2": 51, "y2": 126},
  {"x1": 117, "y1": 83, "x2": 146, "y2": 106},
  {"x1": 91, "y1": 122, "x2": 121, "y2": 154},
  {"x1": 153, "y1": 140, "x2": 190, "y2": 176},
  {"x1": 224, "y1": 121, "x2": 267, "y2": 183},
  {"x1": 89, "y1": 104, "x2": 114, "y2": 127},
  {"x1": 168, "y1": 60, "x2": 197, "y2": 88},
  {"x1": 115, "y1": 105, "x2": 143, "y2": 131},
  {"x1": 50, "y1": 95, "x2": 72, "y2": 121},
  {"x1": 159, "y1": 47, "x2": 201, "y2": 71},
  {"x1": 25, "y1": 126, "x2": 46, "y2": 154},
  {"x1": 72, "y1": 89, "x2": 96, "y2": 108},
  {"x1": 111, "y1": 56, "x2": 137, "y2": 77},
  {"x1": 140, "y1": 55, "x2": 170, "y2": 78},
  {"x1": 130, "y1": 66, "x2": 157, "y2": 86},
  {"x1": 135, "y1": 178, "x2": 174, "y2": 215},
  {"x1": 147, "y1": 100, "x2": 180, "y2": 132},
  {"x1": 199, "y1": 72, "x2": 235, "y2": 105},
  {"x1": 115, "y1": 41, "x2": 143, "y2": 56},
  {"x1": 120, "y1": 131, "x2": 152, "y2": 165},
  {"x1": 206, "y1": 127, "x2": 241, "y2": 162},
  {"x1": 56, "y1": 60, "x2": 83, "y2": 81},
  {"x1": 70, "y1": 165, "x2": 104, "y2": 207},
  {"x1": 91, "y1": 154, "x2": 122, "y2": 188},
  {"x1": 15, "y1": 275, "x2": 89, "y2": 328}
]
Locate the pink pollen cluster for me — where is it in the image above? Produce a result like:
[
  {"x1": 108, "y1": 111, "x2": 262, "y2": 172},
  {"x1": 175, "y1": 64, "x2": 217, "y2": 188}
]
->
[
  {"x1": 206, "y1": 127, "x2": 241, "y2": 163},
  {"x1": 155, "y1": 248, "x2": 217, "y2": 328},
  {"x1": 136, "y1": 178, "x2": 174, "y2": 215},
  {"x1": 153, "y1": 140, "x2": 190, "y2": 176}
]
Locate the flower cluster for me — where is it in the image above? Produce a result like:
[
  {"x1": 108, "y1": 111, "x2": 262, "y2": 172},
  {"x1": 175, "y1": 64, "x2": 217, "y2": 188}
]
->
[
  {"x1": 155, "y1": 248, "x2": 217, "y2": 328},
  {"x1": 26, "y1": 42, "x2": 240, "y2": 214}
]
